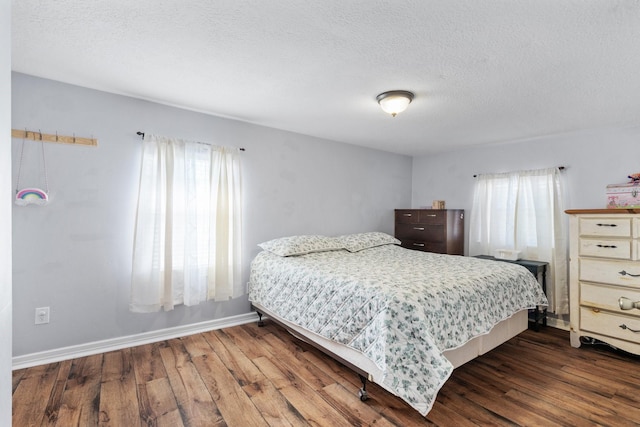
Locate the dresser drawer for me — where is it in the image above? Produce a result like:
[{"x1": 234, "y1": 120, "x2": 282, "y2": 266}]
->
[
  {"x1": 580, "y1": 307, "x2": 640, "y2": 344},
  {"x1": 393, "y1": 209, "x2": 447, "y2": 225},
  {"x1": 579, "y1": 217, "x2": 632, "y2": 237},
  {"x1": 399, "y1": 240, "x2": 446, "y2": 253},
  {"x1": 418, "y1": 210, "x2": 445, "y2": 224},
  {"x1": 395, "y1": 223, "x2": 444, "y2": 241},
  {"x1": 580, "y1": 282, "x2": 640, "y2": 315},
  {"x1": 395, "y1": 210, "x2": 420, "y2": 224},
  {"x1": 579, "y1": 238, "x2": 633, "y2": 260},
  {"x1": 580, "y1": 258, "x2": 640, "y2": 287}
]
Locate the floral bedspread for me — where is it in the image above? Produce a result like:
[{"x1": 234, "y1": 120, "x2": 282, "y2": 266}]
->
[{"x1": 248, "y1": 244, "x2": 548, "y2": 415}]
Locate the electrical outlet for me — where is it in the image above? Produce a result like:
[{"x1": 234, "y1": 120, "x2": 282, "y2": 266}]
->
[{"x1": 35, "y1": 307, "x2": 50, "y2": 325}]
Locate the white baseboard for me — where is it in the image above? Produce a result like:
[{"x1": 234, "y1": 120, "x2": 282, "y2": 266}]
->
[
  {"x1": 12, "y1": 312, "x2": 259, "y2": 370},
  {"x1": 13, "y1": 311, "x2": 571, "y2": 371},
  {"x1": 546, "y1": 316, "x2": 570, "y2": 331}
]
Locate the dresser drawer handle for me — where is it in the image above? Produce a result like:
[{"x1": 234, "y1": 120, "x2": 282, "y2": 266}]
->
[
  {"x1": 619, "y1": 297, "x2": 640, "y2": 310},
  {"x1": 619, "y1": 324, "x2": 640, "y2": 333},
  {"x1": 596, "y1": 223, "x2": 618, "y2": 227},
  {"x1": 596, "y1": 244, "x2": 617, "y2": 249},
  {"x1": 619, "y1": 270, "x2": 640, "y2": 278},
  {"x1": 413, "y1": 227, "x2": 425, "y2": 231},
  {"x1": 403, "y1": 213, "x2": 412, "y2": 217},
  {"x1": 426, "y1": 214, "x2": 437, "y2": 217},
  {"x1": 412, "y1": 243, "x2": 425, "y2": 247},
  {"x1": 591, "y1": 308, "x2": 600, "y2": 313}
]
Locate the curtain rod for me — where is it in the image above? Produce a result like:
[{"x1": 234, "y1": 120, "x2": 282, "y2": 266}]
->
[
  {"x1": 473, "y1": 166, "x2": 565, "y2": 178},
  {"x1": 136, "y1": 131, "x2": 245, "y2": 151}
]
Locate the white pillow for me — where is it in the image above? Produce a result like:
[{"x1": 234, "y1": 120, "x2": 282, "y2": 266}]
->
[
  {"x1": 337, "y1": 232, "x2": 400, "y2": 252},
  {"x1": 258, "y1": 235, "x2": 343, "y2": 257}
]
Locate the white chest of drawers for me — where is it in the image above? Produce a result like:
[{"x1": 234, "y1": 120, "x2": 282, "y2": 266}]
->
[{"x1": 567, "y1": 209, "x2": 640, "y2": 355}]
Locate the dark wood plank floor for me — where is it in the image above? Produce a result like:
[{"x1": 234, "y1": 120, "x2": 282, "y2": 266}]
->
[{"x1": 12, "y1": 322, "x2": 640, "y2": 426}]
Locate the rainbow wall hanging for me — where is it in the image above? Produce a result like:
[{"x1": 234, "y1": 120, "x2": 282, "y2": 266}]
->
[{"x1": 15, "y1": 188, "x2": 49, "y2": 206}]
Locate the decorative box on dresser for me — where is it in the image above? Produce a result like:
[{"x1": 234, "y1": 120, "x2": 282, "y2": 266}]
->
[
  {"x1": 394, "y1": 209, "x2": 464, "y2": 255},
  {"x1": 567, "y1": 208, "x2": 640, "y2": 355}
]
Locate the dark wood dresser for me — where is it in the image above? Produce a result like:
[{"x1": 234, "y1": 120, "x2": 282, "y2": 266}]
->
[{"x1": 394, "y1": 209, "x2": 464, "y2": 255}]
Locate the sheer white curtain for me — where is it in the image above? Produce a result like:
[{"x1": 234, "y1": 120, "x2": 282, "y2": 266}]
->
[
  {"x1": 469, "y1": 167, "x2": 568, "y2": 314},
  {"x1": 130, "y1": 134, "x2": 242, "y2": 313}
]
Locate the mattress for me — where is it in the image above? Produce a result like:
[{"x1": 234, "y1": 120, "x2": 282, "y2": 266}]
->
[{"x1": 248, "y1": 243, "x2": 547, "y2": 415}]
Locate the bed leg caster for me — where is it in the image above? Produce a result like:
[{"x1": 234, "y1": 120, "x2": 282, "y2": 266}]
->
[
  {"x1": 358, "y1": 374, "x2": 369, "y2": 401},
  {"x1": 257, "y1": 312, "x2": 265, "y2": 327}
]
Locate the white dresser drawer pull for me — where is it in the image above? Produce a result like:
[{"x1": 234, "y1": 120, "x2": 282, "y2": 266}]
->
[
  {"x1": 596, "y1": 244, "x2": 618, "y2": 248},
  {"x1": 426, "y1": 214, "x2": 437, "y2": 217},
  {"x1": 619, "y1": 297, "x2": 640, "y2": 310},
  {"x1": 619, "y1": 324, "x2": 640, "y2": 333},
  {"x1": 596, "y1": 223, "x2": 618, "y2": 227},
  {"x1": 403, "y1": 213, "x2": 412, "y2": 217},
  {"x1": 413, "y1": 227, "x2": 425, "y2": 231},
  {"x1": 619, "y1": 270, "x2": 640, "y2": 278},
  {"x1": 413, "y1": 243, "x2": 425, "y2": 247}
]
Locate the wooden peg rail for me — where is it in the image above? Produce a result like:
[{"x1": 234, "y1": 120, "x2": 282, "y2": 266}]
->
[{"x1": 11, "y1": 129, "x2": 98, "y2": 147}]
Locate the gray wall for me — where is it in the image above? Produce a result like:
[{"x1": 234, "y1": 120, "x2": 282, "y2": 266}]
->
[
  {"x1": 12, "y1": 73, "x2": 412, "y2": 357},
  {"x1": 1, "y1": 0, "x2": 12, "y2": 423},
  {"x1": 411, "y1": 125, "x2": 640, "y2": 251}
]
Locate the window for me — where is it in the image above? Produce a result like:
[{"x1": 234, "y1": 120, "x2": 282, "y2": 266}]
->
[
  {"x1": 469, "y1": 167, "x2": 568, "y2": 314},
  {"x1": 130, "y1": 134, "x2": 242, "y2": 312}
]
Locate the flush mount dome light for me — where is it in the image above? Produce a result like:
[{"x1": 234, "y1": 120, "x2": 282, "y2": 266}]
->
[{"x1": 376, "y1": 90, "x2": 414, "y2": 117}]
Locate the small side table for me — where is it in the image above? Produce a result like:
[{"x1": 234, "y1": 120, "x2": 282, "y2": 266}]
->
[{"x1": 473, "y1": 255, "x2": 548, "y2": 331}]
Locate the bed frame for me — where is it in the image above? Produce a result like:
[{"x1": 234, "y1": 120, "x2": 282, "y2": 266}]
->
[{"x1": 251, "y1": 302, "x2": 528, "y2": 402}]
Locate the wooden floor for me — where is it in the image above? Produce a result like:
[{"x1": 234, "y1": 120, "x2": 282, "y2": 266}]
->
[{"x1": 12, "y1": 322, "x2": 640, "y2": 427}]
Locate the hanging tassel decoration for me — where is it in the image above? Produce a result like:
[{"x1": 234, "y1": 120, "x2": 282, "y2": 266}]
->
[{"x1": 15, "y1": 130, "x2": 50, "y2": 206}]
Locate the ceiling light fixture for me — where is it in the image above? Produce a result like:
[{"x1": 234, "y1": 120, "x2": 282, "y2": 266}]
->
[{"x1": 376, "y1": 90, "x2": 414, "y2": 117}]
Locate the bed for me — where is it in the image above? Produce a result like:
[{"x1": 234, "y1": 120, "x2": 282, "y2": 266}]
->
[{"x1": 248, "y1": 232, "x2": 548, "y2": 416}]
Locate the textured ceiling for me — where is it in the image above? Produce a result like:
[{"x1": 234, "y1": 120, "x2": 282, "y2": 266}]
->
[{"x1": 11, "y1": 1, "x2": 640, "y2": 156}]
